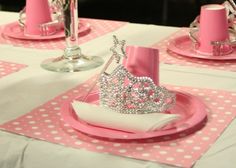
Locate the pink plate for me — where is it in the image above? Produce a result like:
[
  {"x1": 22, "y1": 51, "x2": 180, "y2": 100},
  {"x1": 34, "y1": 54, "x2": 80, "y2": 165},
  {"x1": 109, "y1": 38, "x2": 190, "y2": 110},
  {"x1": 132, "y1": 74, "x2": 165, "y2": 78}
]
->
[
  {"x1": 167, "y1": 35, "x2": 236, "y2": 60},
  {"x1": 61, "y1": 91, "x2": 208, "y2": 140},
  {"x1": 2, "y1": 20, "x2": 91, "y2": 40}
]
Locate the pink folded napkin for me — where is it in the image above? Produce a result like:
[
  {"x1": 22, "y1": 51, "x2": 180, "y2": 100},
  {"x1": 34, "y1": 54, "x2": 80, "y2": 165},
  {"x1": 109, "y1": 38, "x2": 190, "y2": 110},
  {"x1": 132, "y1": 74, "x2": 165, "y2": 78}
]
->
[
  {"x1": 123, "y1": 46, "x2": 159, "y2": 85},
  {"x1": 72, "y1": 101, "x2": 180, "y2": 133}
]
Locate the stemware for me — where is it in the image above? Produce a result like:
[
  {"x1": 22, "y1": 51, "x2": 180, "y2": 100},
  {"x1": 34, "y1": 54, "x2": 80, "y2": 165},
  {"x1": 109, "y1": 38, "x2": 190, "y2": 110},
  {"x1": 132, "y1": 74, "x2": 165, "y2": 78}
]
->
[{"x1": 41, "y1": 0, "x2": 104, "y2": 72}]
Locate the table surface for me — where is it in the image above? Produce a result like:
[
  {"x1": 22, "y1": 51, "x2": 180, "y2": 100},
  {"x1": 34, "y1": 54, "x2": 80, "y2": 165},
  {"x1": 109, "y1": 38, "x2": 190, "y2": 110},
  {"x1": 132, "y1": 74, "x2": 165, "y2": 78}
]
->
[{"x1": 0, "y1": 11, "x2": 236, "y2": 168}]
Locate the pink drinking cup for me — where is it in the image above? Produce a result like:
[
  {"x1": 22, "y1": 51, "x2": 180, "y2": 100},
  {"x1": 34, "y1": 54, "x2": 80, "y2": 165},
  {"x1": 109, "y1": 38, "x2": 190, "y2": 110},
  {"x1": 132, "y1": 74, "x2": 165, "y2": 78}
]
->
[
  {"x1": 24, "y1": 0, "x2": 55, "y2": 35},
  {"x1": 123, "y1": 46, "x2": 159, "y2": 86},
  {"x1": 197, "y1": 4, "x2": 232, "y2": 55}
]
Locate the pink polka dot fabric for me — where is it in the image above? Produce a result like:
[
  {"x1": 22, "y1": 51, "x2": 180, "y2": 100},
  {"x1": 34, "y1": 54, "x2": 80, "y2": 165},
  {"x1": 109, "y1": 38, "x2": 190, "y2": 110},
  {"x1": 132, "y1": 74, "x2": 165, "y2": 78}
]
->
[
  {"x1": 0, "y1": 60, "x2": 27, "y2": 78},
  {"x1": 1, "y1": 76, "x2": 236, "y2": 168},
  {"x1": 0, "y1": 19, "x2": 126, "y2": 50},
  {"x1": 153, "y1": 28, "x2": 236, "y2": 72}
]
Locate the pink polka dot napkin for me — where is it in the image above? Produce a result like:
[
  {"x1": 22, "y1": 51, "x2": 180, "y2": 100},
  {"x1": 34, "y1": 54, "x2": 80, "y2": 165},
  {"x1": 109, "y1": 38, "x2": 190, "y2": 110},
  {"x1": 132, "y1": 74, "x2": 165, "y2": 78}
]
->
[
  {"x1": 153, "y1": 28, "x2": 236, "y2": 72},
  {"x1": 0, "y1": 60, "x2": 27, "y2": 78},
  {"x1": 0, "y1": 76, "x2": 236, "y2": 168},
  {"x1": 0, "y1": 18, "x2": 126, "y2": 50}
]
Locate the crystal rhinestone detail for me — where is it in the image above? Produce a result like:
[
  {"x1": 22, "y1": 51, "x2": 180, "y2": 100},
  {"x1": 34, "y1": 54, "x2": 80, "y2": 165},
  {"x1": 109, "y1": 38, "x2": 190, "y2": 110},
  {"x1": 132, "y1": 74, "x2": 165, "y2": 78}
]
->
[
  {"x1": 110, "y1": 35, "x2": 126, "y2": 63},
  {"x1": 99, "y1": 65, "x2": 176, "y2": 114}
]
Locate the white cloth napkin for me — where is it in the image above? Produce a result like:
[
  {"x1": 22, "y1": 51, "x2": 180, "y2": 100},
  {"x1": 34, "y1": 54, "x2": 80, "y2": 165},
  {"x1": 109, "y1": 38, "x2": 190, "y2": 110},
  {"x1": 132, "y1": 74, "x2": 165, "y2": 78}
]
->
[{"x1": 72, "y1": 101, "x2": 180, "y2": 133}]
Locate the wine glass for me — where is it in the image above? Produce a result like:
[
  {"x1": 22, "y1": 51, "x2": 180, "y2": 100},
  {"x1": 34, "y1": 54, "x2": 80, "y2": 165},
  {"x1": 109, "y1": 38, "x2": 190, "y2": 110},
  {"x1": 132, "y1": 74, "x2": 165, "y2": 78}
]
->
[{"x1": 41, "y1": 0, "x2": 104, "y2": 72}]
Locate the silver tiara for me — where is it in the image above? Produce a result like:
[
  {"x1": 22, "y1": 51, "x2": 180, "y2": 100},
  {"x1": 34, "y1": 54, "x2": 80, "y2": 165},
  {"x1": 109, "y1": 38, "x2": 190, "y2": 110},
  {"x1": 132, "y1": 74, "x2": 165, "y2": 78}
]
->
[{"x1": 99, "y1": 65, "x2": 176, "y2": 114}]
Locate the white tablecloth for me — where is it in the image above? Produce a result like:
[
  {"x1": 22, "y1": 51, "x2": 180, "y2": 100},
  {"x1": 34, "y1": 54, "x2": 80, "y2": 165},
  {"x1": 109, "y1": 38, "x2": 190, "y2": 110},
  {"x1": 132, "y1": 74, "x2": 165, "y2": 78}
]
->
[{"x1": 0, "y1": 11, "x2": 236, "y2": 168}]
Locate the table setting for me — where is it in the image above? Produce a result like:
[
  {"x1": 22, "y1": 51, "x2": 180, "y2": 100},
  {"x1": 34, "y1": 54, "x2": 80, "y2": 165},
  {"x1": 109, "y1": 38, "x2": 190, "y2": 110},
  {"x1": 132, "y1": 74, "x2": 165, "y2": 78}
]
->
[
  {"x1": 153, "y1": 1, "x2": 236, "y2": 72},
  {"x1": 0, "y1": 0, "x2": 126, "y2": 50},
  {"x1": 0, "y1": 0, "x2": 236, "y2": 168}
]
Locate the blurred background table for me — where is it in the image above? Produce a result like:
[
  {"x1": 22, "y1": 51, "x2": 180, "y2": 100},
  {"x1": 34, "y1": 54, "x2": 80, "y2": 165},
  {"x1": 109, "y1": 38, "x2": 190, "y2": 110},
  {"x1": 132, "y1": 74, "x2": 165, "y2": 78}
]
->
[{"x1": 0, "y1": 0, "x2": 225, "y2": 26}]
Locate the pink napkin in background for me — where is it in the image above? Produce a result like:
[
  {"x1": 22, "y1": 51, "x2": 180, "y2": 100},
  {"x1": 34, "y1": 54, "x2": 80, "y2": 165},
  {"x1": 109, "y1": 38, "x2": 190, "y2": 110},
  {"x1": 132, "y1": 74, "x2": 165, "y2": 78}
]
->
[
  {"x1": 0, "y1": 19, "x2": 127, "y2": 50},
  {"x1": 152, "y1": 28, "x2": 236, "y2": 72},
  {"x1": 0, "y1": 60, "x2": 27, "y2": 78},
  {"x1": 123, "y1": 46, "x2": 159, "y2": 85}
]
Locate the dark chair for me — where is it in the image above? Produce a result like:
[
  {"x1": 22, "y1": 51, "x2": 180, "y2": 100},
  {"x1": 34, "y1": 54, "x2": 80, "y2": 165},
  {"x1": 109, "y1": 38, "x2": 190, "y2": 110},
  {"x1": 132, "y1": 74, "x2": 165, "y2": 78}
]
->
[
  {"x1": 0, "y1": 0, "x2": 25, "y2": 12},
  {"x1": 78, "y1": 0, "x2": 164, "y2": 24},
  {"x1": 78, "y1": 0, "x2": 225, "y2": 26}
]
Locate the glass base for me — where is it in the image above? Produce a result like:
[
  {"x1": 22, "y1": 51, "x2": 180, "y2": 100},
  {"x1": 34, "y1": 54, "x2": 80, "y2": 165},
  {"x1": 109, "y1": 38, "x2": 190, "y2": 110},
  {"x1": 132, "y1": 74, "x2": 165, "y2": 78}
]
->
[{"x1": 41, "y1": 55, "x2": 104, "y2": 72}]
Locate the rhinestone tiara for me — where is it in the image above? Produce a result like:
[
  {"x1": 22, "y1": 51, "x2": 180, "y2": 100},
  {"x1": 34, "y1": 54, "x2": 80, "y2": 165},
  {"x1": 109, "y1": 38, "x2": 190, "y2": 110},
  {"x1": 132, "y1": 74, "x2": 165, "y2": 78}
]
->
[
  {"x1": 99, "y1": 64, "x2": 176, "y2": 114},
  {"x1": 90, "y1": 35, "x2": 176, "y2": 114}
]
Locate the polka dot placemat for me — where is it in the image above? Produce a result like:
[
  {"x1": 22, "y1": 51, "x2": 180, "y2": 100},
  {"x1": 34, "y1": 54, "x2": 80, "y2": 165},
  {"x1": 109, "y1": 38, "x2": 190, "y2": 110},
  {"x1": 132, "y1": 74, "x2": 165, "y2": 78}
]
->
[
  {"x1": 153, "y1": 28, "x2": 236, "y2": 72},
  {"x1": 0, "y1": 76, "x2": 236, "y2": 168},
  {"x1": 0, "y1": 60, "x2": 27, "y2": 78},
  {"x1": 0, "y1": 19, "x2": 127, "y2": 50}
]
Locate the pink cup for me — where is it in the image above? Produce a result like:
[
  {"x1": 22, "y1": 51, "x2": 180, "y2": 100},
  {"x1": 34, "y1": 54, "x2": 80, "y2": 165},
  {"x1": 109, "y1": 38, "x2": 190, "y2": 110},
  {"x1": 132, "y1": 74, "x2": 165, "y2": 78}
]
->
[
  {"x1": 197, "y1": 4, "x2": 232, "y2": 55},
  {"x1": 24, "y1": 0, "x2": 54, "y2": 35},
  {"x1": 123, "y1": 46, "x2": 159, "y2": 86}
]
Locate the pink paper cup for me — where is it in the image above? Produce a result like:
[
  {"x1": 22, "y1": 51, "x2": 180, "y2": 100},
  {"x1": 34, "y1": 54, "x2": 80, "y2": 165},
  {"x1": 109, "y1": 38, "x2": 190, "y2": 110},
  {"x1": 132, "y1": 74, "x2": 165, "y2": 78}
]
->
[
  {"x1": 24, "y1": 0, "x2": 55, "y2": 35},
  {"x1": 123, "y1": 46, "x2": 159, "y2": 86},
  {"x1": 197, "y1": 4, "x2": 232, "y2": 55}
]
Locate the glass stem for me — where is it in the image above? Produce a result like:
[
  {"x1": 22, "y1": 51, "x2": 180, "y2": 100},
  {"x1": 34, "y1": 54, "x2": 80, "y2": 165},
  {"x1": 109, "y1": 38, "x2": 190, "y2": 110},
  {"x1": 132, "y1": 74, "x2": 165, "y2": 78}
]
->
[{"x1": 63, "y1": 0, "x2": 81, "y2": 60}]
